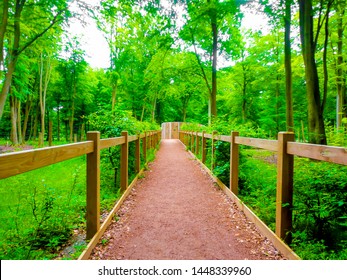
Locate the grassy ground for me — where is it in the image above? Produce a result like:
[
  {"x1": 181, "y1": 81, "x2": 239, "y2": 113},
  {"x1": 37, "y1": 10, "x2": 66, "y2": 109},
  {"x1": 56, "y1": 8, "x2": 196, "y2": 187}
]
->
[
  {"x1": 0, "y1": 156, "x2": 87, "y2": 259},
  {"x1": 0, "y1": 139, "x2": 159, "y2": 260}
]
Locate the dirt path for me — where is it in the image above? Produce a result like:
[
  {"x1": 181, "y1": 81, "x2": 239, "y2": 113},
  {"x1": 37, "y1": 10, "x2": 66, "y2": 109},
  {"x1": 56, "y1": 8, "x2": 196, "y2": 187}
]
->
[{"x1": 90, "y1": 139, "x2": 283, "y2": 260}]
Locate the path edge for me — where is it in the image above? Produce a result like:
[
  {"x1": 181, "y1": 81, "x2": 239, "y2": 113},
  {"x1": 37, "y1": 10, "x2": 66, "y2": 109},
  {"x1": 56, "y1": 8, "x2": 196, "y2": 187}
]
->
[
  {"x1": 184, "y1": 146, "x2": 301, "y2": 260},
  {"x1": 78, "y1": 168, "x2": 145, "y2": 260}
]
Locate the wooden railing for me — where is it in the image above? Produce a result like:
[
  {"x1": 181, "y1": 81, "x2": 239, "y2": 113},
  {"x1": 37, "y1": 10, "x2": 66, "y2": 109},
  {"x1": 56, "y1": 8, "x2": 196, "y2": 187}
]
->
[
  {"x1": 180, "y1": 130, "x2": 347, "y2": 244},
  {"x1": 0, "y1": 130, "x2": 161, "y2": 240}
]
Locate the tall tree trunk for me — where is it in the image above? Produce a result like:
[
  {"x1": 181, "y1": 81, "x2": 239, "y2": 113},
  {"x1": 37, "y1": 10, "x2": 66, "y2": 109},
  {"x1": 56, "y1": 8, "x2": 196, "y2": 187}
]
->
[
  {"x1": 190, "y1": 27, "x2": 212, "y2": 124},
  {"x1": 57, "y1": 105, "x2": 61, "y2": 141},
  {"x1": 285, "y1": 0, "x2": 294, "y2": 132},
  {"x1": 0, "y1": 0, "x2": 9, "y2": 68},
  {"x1": 22, "y1": 96, "x2": 32, "y2": 143},
  {"x1": 10, "y1": 95, "x2": 18, "y2": 145},
  {"x1": 322, "y1": 3, "x2": 332, "y2": 115},
  {"x1": 0, "y1": 0, "x2": 25, "y2": 120},
  {"x1": 39, "y1": 53, "x2": 52, "y2": 142},
  {"x1": 111, "y1": 80, "x2": 118, "y2": 111},
  {"x1": 298, "y1": 0, "x2": 327, "y2": 144},
  {"x1": 209, "y1": 0, "x2": 218, "y2": 120},
  {"x1": 17, "y1": 99, "x2": 22, "y2": 144},
  {"x1": 335, "y1": 3, "x2": 346, "y2": 129}
]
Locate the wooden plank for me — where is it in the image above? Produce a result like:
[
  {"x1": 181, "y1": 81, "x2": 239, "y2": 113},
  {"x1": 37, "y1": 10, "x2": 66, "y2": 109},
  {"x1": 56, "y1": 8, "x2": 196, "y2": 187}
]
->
[
  {"x1": 220, "y1": 135, "x2": 231, "y2": 143},
  {"x1": 230, "y1": 131, "x2": 239, "y2": 195},
  {"x1": 128, "y1": 135, "x2": 138, "y2": 143},
  {"x1": 235, "y1": 136, "x2": 278, "y2": 151},
  {"x1": 188, "y1": 150, "x2": 300, "y2": 260},
  {"x1": 100, "y1": 137, "x2": 125, "y2": 149},
  {"x1": 276, "y1": 132, "x2": 294, "y2": 244},
  {"x1": 120, "y1": 131, "x2": 129, "y2": 192},
  {"x1": 287, "y1": 142, "x2": 347, "y2": 165},
  {"x1": 0, "y1": 141, "x2": 93, "y2": 179},
  {"x1": 204, "y1": 133, "x2": 213, "y2": 139},
  {"x1": 86, "y1": 132, "x2": 100, "y2": 240}
]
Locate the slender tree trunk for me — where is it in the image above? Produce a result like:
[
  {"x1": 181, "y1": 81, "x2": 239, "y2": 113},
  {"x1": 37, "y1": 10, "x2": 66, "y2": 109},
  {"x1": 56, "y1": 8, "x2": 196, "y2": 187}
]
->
[
  {"x1": 0, "y1": 59, "x2": 17, "y2": 118},
  {"x1": 111, "y1": 81, "x2": 118, "y2": 111},
  {"x1": 10, "y1": 95, "x2": 18, "y2": 145},
  {"x1": 152, "y1": 94, "x2": 157, "y2": 122},
  {"x1": 209, "y1": 0, "x2": 218, "y2": 120},
  {"x1": 22, "y1": 97, "x2": 32, "y2": 143},
  {"x1": 69, "y1": 100, "x2": 75, "y2": 142},
  {"x1": 298, "y1": 0, "x2": 327, "y2": 144},
  {"x1": 0, "y1": 0, "x2": 25, "y2": 120},
  {"x1": 32, "y1": 102, "x2": 39, "y2": 140},
  {"x1": 39, "y1": 53, "x2": 51, "y2": 143},
  {"x1": 285, "y1": 0, "x2": 294, "y2": 132},
  {"x1": 322, "y1": 2, "x2": 332, "y2": 115},
  {"x1": 17, "y1": 99, "x2": 22, "y2": 144},
  {"x1": 57, "y1": 104, "x2": 60, "y2": 141},
  {"x1": 335, "y1": 4, "x2": 346, "y2": 129},
  {"x1": 0, "y1": 0, "x2": 9, "y2": 68}
]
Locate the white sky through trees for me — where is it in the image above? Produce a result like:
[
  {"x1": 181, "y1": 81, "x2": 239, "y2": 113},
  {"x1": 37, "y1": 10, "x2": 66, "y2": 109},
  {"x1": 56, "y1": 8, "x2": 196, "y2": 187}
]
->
[{"x1": 68, "y1": 0, "x2": 268, "y2": 69}]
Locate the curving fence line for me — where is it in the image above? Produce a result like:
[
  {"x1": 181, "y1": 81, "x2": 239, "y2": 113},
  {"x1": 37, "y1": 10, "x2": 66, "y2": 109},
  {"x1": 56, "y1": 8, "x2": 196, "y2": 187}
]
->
[{"x1": 180, "y1": 130, "x2": 347, "y2": 259}]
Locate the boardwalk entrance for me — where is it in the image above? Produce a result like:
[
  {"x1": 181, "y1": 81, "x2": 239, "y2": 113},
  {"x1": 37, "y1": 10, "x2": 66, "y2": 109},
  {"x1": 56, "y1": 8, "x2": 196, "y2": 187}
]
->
[{"x1": 90, "y1": 140, "x2": 283, "y2": 260}]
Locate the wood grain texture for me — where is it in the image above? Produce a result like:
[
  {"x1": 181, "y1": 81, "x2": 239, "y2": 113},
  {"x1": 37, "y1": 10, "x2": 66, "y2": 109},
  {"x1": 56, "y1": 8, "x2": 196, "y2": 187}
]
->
[
  {"x1": 0, "y1": 141, "x2": 93, "y2": 179},
  {"x1": 100, "y1": 137, "x2": 125, "y2": 149},
  {"x1": 86, "y1": 132, "x2": 101, "y2": 239},
  {"x1": 287, "y1": 142, "x2": 347, "y2": 165},
  {"x1": 235, "y1": 137, "x2": 278, "y2": 151}
]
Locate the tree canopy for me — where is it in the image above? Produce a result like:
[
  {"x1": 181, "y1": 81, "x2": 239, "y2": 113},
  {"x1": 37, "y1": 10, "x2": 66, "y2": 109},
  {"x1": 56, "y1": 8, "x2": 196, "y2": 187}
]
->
[{"x1": 0, "y1": 0, "x2": 346, "y2": 145}]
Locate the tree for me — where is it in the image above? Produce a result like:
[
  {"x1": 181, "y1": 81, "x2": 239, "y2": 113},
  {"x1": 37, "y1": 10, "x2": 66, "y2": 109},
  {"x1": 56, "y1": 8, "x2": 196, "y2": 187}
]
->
[
  {"x1": 298, "y1": 0, "x2": 328, "y2": 144},
  {"x1": 284, "y1": 0, "x2": 294, "y2": 132},
  {"x1": 180, "y1": 0, "x2": 242, "y2": 124},
  {"x1": 0, "y1": 0, "x2": 69, "y2": 120}
]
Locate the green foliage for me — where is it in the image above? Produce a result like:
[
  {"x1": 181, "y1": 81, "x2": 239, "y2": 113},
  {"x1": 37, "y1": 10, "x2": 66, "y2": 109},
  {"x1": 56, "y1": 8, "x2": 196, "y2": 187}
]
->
[
  {"x1": 88, "y1": 107, "x2": 159, "y2": 211},
  {"x1": 0, "y1": 157, "x2": 86, "y2": 260}
]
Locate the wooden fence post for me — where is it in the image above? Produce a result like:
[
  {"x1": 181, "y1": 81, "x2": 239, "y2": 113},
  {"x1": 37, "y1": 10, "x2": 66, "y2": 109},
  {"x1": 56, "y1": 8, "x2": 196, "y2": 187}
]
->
[
  {"x1": 190, "y1": 131, "x2": 194, "y2": 151},
  {"x1": 120, "y1": 131, "x2": 129, "y2": 192},
  {"x1": 276, "y1": 132, "x2": 294, "y2": 244},
  {"x1": 195, "y1": 131, "x2": 199, "y2": 155},
  {"x1": 143, "y1": 132, "x2": 147, "y2": 162},
  {"x1": 86, "y1": 131, "x2": 100, "y2": 239},
  {"x1": 230, "y1": 131, "x2": 239, "y2": 195},
  {"x1": 211, "y1": 131, "x2": 217, "y2": 170},
  {"x1": 135, "y1": 134, "x2": 141, "y2": 174},
  {"x1": 202, "y1": 131, "x2": 206, "y2": 163}
]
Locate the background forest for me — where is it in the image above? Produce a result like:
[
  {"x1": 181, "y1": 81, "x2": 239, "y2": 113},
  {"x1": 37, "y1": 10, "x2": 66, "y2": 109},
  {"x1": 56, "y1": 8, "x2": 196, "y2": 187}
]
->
[{"x1": 0, "y1": 0, "x2": 346, "y2": 260}]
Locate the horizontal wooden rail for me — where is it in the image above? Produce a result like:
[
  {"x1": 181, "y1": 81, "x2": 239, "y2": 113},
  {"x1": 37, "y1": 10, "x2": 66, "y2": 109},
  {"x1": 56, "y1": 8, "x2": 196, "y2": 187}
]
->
[
  {"x1": 235, "y1": 136, "x2": 278, "y2": 152},
  {"x1": 128, "y1": 135, "x2": 138, "y2": 143},
  {"x1": 0, "y1": 141, "x2": 94, "y2": 179},
  {"x1": 100, "y1": 137, "x2": 125, "y2": 149},
  {"x1": 287, "y1": 142, "x2": 347, "y2": 165}
]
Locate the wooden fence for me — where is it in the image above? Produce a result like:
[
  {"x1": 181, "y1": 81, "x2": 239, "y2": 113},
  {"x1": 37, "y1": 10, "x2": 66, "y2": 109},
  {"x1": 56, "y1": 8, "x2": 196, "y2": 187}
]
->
[
  {"x1": 180, "y1": 130, "x2": 347, "y2": 244},
  {"x1": 0, "y1": 130, "x2": 161, "y2": 241}
]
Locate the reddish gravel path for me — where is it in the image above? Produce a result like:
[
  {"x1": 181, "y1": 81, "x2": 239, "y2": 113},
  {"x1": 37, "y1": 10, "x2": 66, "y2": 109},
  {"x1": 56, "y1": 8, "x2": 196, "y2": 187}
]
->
[{"x1": 90, "y1": 139, "x2": 283, "y2": 260}]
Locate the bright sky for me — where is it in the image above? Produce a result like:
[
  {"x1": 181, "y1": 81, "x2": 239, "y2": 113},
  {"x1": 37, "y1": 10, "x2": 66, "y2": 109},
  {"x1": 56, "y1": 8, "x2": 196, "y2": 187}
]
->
[{"x1": 67, "y1": 0, "x2": 110, "y2": 69}]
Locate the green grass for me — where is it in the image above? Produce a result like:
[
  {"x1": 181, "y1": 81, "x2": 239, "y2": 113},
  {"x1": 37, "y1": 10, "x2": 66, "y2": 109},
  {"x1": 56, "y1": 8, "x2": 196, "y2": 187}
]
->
[{"x1": 0, "y1": 156, "x2": 87, "y2": 260}]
